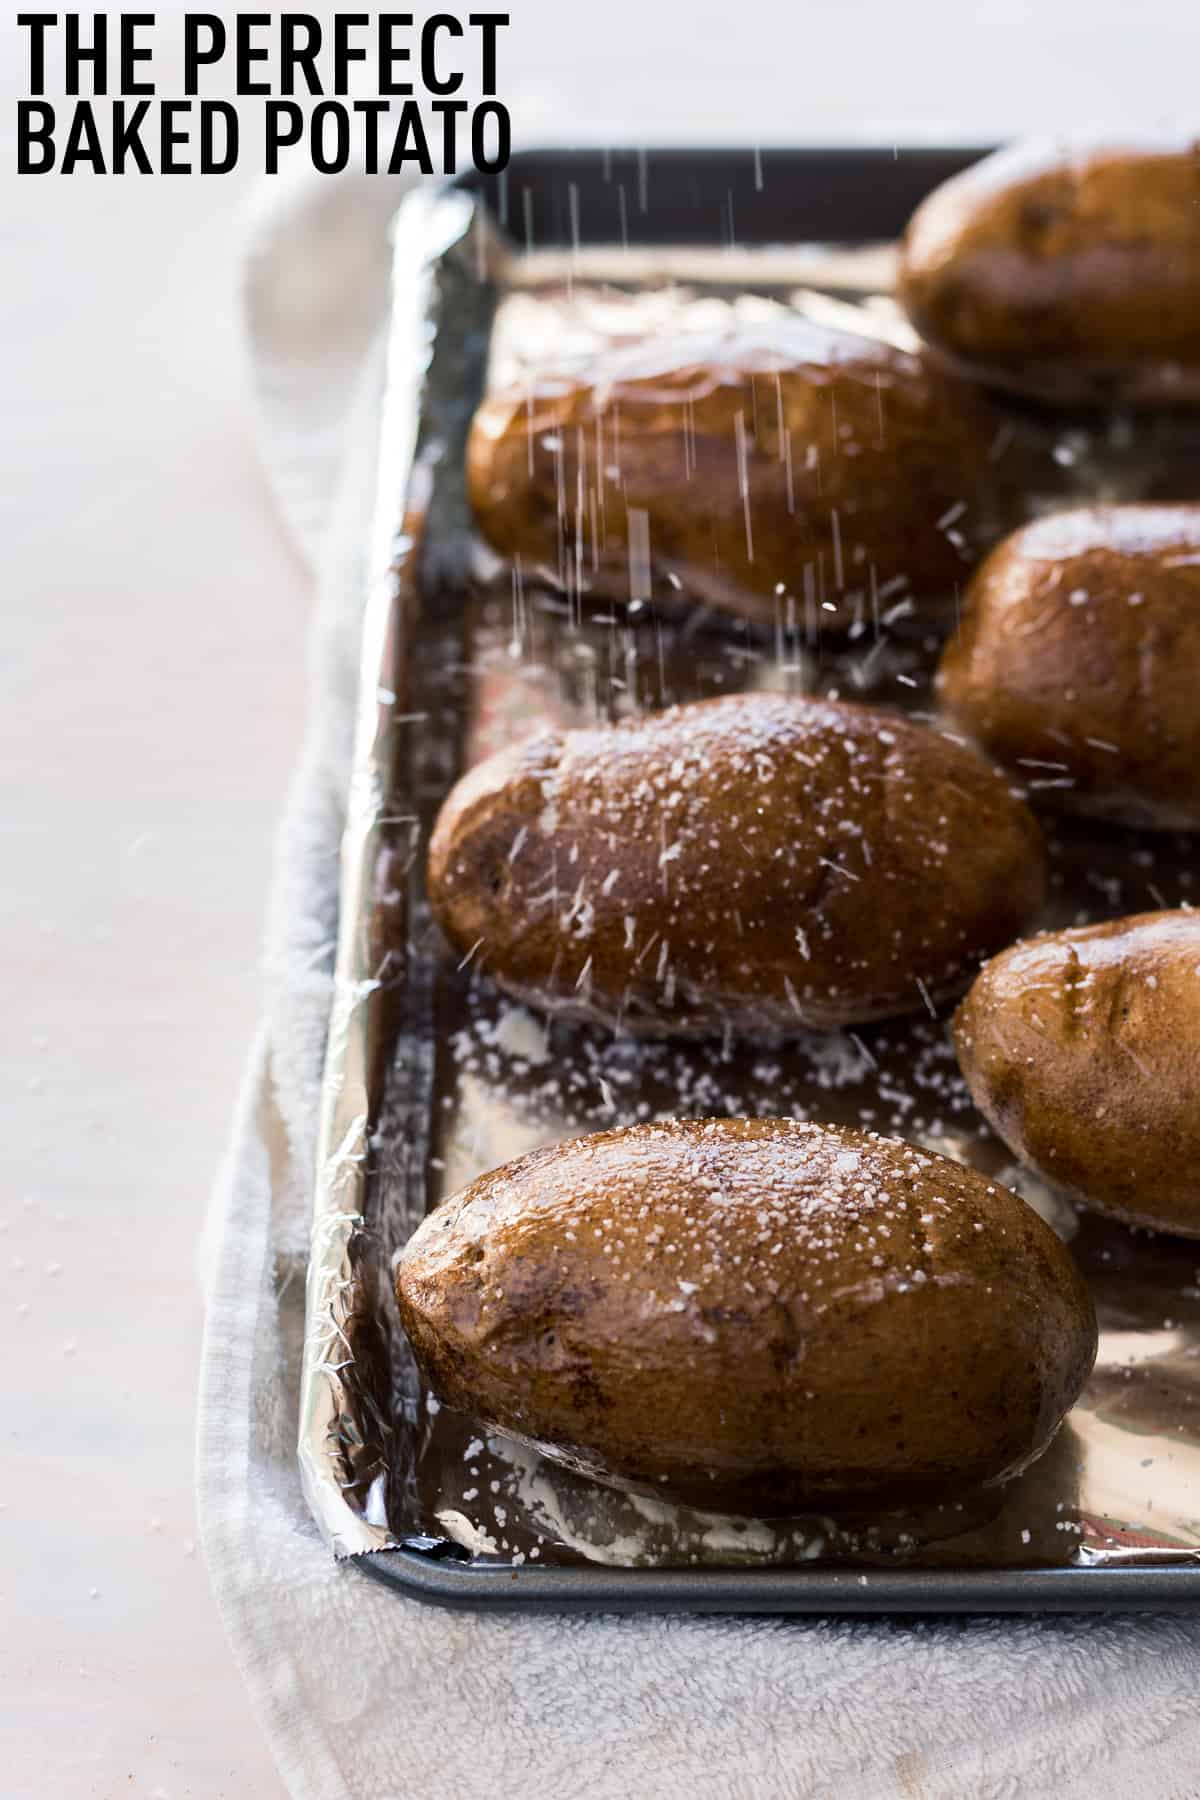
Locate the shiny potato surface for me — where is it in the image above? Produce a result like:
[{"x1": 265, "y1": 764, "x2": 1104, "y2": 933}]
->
[
  {"x1": 467, "y1": 319, "x2": 1026, "y2": 628},
  {"x1": 427, "y1": 692, "x2": 1048, "y2": 1036},
  {"x1": 899, "y1": 137, "x2": 1200, "y2": 406},
  {"x1": 955, "y1": 910, "x2": 1200, "y2": 1237},
  {"x1": 395, "y1": 1118, "x2": 1097, "y2": 1514},
  {"x1": 938, "y1": 505, "x2": 1200, "y2": 829}
]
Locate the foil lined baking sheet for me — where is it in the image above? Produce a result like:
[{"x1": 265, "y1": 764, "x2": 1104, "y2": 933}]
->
[{"x1": 298, "y1": 183, "x2": 1200, "y2": 1591}]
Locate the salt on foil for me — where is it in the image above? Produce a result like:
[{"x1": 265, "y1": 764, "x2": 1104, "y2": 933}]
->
[{"x1": 298, "y1": 184, "x2": 1200, "y2": 1586}]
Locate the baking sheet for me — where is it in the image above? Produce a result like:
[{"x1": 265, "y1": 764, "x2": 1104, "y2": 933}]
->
[{"x1": 299, "y1": 159, "x2": 1200, "y2": 1609}]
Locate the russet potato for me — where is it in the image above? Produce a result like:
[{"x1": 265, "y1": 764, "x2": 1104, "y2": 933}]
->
[
  {"x1": 467, "y1": 319, "x2": 1027, "y2": 628},
  {"x1": 899, "y1": 137, "x2": 1200, "y2": 406},
  {"x1": 955, "y1": 910, "x2": 1200, "y2": 1237},
  {"x1": 938, "y1": 505, "x2": 1200, "y2": 830},
  {"x1": 395, "y1": 1118, "x2": 1097, "y2": 1514},
  {"x1": 427, "y1": 692, "x2": 1048, "y2": 1036}
]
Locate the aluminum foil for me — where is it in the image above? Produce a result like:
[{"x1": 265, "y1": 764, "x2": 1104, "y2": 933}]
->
[{"x1": 299, "y1": 186, "x2": 1200, "y2": 1585}]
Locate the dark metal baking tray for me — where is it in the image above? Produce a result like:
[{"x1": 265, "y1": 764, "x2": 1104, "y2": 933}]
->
[{"x1": 299, "y1": 145, "x2": 1200, "y2": 1612}]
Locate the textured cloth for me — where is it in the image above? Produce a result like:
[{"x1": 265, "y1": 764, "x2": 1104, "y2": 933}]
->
[{"x1": 197, "y1": 164, "x2": 1200, "y2": 1800}]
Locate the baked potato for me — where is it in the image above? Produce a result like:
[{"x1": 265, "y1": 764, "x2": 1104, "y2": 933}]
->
[
  {"x1": 467, "y1": 319, "x2": 1028, "y2": 629},
  {"x1": 395, "y1": 1118, "x2": 1097, "y2": 1513},
  {"x1": 899, "y1": 136, "x2": 1200, "y2": 407},
  {"x1": 427, "y1": 691, "x2": 1047, "y2": 1035},
  {"x1": 955, "y1": 909, "x2": 1200, "y2": 1237},
  {"x1": 938, "y1": 505, "x2": 1200, "y2": 829}
]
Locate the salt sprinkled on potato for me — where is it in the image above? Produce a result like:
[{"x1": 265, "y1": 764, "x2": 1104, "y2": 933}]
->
[
  {"x1": 955, "y1": 909, "x2": 1200, "y2": 1238},
  {"x1": 467, "y1": 319, "x2": 1027, "y2": 628},
  {"x1": 395, "y1": 1118, "x2": 1096, "y2": 1514},
  {"x1": 938, "y1": 505, "x2": 1200, "y2": 830},
  {"x1": 428, "y1": 691, "x2": 1047, "y2": 1037}
]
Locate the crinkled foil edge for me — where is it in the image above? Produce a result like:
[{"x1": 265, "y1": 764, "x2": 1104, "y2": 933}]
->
[{"x1": 297, "y1": 188, "x2": 507, "y2": 1558}]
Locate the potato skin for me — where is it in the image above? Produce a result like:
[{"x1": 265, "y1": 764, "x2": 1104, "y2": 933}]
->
[
  {"x1": 427, "y1": 693, "x2": 1047, "y2": 1036},
  {"x1": 467, "y1": 321, "x2": 1023, "y2": 628},
  {"x1": 938, "y1": 506, "x2": 1200, "y2": 830},
  {"x1": 899, "y1": 138, "x2": 1200, "y2": 407},
  {"x1": 395, "y1": 1119, "x2": 1097, "y2": 1513},
  {"x1": 955, "y1": 910, "x2": 1200, "y2": 1237}
]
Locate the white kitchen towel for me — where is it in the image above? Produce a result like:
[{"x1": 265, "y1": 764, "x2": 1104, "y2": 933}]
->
[{"x1": 197, "y1": 163, "x2": 1200, "y2": 1800}]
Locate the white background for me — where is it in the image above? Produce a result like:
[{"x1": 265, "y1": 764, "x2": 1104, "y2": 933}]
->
[{"x1": 1, "y1": 2, "x2": 1195, "y2": 1793}]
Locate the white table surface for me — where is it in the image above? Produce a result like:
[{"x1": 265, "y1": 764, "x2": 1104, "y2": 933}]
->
[
  {"x1": 4, "y1": 1, "x2": 1199, "y2": 1793},
  {"x1": 2, "y1": 9, "x2": 300, "y2": 1792}
]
